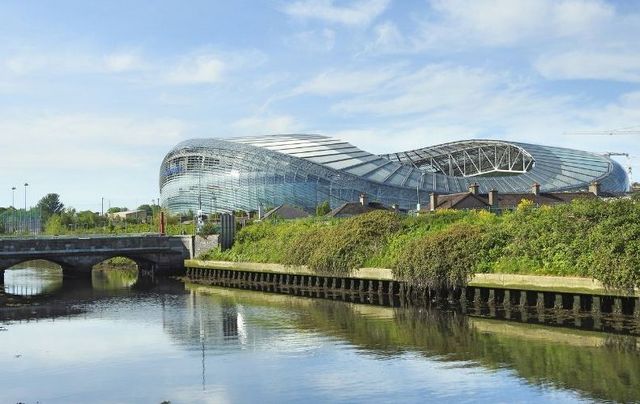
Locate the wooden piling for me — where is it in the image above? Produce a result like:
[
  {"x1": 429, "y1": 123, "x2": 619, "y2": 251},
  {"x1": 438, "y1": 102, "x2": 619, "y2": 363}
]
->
[
  {"x1": 554, "y1": 294, "x2": 563, "y2": 310},
  {"x1": 613, "y1": 297, "x2": 623, "y2": 315},
  {"x1": 487, "y1": 289, "x2": 495, "y2": 305}
]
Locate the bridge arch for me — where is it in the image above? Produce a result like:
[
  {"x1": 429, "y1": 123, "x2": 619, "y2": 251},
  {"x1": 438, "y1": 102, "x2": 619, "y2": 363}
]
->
[
  {"x1": 2, "y1": 259, "x2": 64, "y2": 296},
  {"x1": 1, "y1": 257, "x2": 66, "y2": 272}
]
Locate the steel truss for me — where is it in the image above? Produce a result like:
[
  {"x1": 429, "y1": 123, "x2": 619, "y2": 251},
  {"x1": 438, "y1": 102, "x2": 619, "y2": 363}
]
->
[{"x1": 380, "y1": 140, "x2": 535, "y2": 178}]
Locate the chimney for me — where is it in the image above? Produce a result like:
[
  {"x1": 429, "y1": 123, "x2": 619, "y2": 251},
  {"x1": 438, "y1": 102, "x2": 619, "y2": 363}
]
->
[
  {"x1": 532, "y1": 183, "x2": 541, "y2": 196},
  {"x1": 359, "y1": 193, "x2": 368, "y2": 206},
  {"x1": 488, "y1": 189, "x2": 498, "y2": 209},
  {"x1": 469, "y1": 183, "x2": 479, "y2": 195},
  {"x1": 589, "y1": 181, "x2": 601, "y2": 196},
  {"x1": 429, "y1": 192, "x2": 438, "y2": 211}
]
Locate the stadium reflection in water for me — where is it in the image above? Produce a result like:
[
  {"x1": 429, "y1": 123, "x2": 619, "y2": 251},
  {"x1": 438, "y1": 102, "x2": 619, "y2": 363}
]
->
[{"x1": 1, "y1": 268, "x2": 638, "y2": 403}]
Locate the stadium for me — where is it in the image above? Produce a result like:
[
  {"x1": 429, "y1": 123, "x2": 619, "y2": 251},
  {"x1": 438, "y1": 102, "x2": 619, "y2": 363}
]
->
[{"x1": 159, "y1": 134, "x2": 629, "y2": 214}]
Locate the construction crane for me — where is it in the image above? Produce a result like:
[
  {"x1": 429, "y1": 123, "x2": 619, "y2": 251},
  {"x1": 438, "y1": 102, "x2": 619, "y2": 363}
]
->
[
  {"x1": 563, "y1": 125, "x2": 640, "y2": 136},
  {"x1": 563, "y1": 126, "x2": 639, "y2": 191}
]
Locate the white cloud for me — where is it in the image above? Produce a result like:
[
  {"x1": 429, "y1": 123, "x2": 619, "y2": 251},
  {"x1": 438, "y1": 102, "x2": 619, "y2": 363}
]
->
[
  {"x1": 369, "y1": 21, "x2": 403, "y2": 50},
  {"x1": 332, "y1": 64, "x2": 520, "y2": 117},
  {"x1": 293, "y1": 66, "x2": 399, "y2": 96},
  {"x1": 3, "y1": 52, "x2": 94, "y2": 75},
  {"x1": 3, "y1": 49, "x2": 145, "y2": 76},
  {"x1": 0, "y1": 113, "x2": 187, "y2": 169},
  {"x1": 367, "y1": 0, "x2": 617, "y2": 53},
  {"x1": 287, "y1": 29, "x2": 336, "y2": 52},
  {"x1": 551, "y1": 0, "x2": 615, "y2": 36},
  {"x1": 164, "y1": 49, "x2": 266, "y2": 85},
  {"x1": 535, "y1": 51, "x2": 640, "y2": 82},
  {"x1": 0, "y1": 111, "x2": 190, "y2": 208},
  {"x1": 1, "y1": 46, "x2": 262, "y2": 87},
  {"x1": 283, "y1": 0, "x2": 390, "y2": 26},
  {"x1": 103, "y1": 51, "x2": 144, "y2": 73},
  {"x1": 427, "y1": 0, "x2": 613, "y2": 46},
  {"x1": 231, "y1": 114, "x2": 301, "y2": 135},
  {"x1": 166, "y1": 53, "x2": 225, "y2": 84}
]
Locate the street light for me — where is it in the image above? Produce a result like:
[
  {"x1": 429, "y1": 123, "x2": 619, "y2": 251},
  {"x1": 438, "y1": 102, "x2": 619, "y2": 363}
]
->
[
  {"x1": 24, "y1": 182, "x2": 28, "y2": 210},
  {"x1": 24, "y1": 182, "x2": 29, "y2": 234},
  {"x1": 416, "y1": 172, "x2": 426, "y2": 213},
  {"x1": 11, "y1": 186, "x2": 16, "y2": 234}
]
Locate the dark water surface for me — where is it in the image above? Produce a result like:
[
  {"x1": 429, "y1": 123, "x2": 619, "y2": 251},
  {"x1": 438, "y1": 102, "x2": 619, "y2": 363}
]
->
[{"x1": 1, "y1": 266, "x2": 639, "y2": 403}]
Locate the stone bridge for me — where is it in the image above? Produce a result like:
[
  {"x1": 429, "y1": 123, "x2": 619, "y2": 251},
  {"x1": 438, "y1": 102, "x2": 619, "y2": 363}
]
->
[{"x1": 0, "y1": 235, "x2": 192, "y2": 281}]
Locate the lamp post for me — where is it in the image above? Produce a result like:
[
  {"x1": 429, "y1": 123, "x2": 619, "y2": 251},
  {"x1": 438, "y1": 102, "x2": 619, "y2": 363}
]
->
[
  {"x1": 11, "y1": 187, "x2": 16, "y2": 233},
  {"x1": 24, "y1": 182, "x2": 28, "y2": 210},
  {"x1": 23, "y1": 182, "x2": 29, "y2": 234},
  {"x1": 416, "y1": 172, "x2": 425, "y2": 213}
]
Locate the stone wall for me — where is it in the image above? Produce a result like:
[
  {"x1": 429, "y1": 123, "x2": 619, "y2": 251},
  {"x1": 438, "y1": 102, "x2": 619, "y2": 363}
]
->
[{"x1": 194, "y1": 235, "x2": 218, "y2": 258}]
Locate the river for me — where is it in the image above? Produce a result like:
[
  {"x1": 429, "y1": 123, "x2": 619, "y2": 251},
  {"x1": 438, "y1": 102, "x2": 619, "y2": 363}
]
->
[{"x1": 1, "y1": 264, "x2": 639, "y2": 403}]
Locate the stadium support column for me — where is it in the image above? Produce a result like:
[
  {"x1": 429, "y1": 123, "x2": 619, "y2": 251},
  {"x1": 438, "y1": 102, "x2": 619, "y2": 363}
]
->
[{"x1": 220, "y1": 213, "x2": 236, "y2": 251}]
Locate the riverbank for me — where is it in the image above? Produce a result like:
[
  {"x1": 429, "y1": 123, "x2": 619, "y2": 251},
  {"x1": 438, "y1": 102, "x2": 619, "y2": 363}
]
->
[
  {"x1": 200, "y1": 197, "x2": 640, "y2": 291},
  {"x1": 0, "y1": 288, "x2": 37, "y2": 307},
  {"x1": 185, "y1": 259, "x2": 638, "y2": 297}
]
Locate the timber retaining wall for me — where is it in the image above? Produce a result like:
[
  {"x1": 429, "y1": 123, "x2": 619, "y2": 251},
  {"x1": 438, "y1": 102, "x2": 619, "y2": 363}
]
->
[{"x1": 184, "y1": 260, "x2": 640, "y2": 319}]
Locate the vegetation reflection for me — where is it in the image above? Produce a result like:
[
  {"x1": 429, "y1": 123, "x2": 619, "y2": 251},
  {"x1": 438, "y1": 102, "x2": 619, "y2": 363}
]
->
[{"x1": 186, "y1": 284, "x2": 640, "y2": 403}]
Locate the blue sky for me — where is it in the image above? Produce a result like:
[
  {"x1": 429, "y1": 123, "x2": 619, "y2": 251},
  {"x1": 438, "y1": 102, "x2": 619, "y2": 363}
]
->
[{"x1": 1, "y1": 0, "x2": 639, "y2": 211}]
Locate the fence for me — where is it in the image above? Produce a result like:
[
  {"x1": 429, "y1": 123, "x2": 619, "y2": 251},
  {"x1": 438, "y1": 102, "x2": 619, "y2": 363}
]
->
[{"x1": 0, "y1": 208, "x2": 42, "y2": 235}]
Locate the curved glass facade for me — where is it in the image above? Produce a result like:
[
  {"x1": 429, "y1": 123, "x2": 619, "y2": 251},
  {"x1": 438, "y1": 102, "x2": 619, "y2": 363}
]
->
[{"x1": 159, "y1": 135, "x2": 629, "y2": 214}]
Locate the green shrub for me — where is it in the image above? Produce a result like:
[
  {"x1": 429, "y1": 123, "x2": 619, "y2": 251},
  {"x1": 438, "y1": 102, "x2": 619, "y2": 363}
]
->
[
  {"x1": 578, "y1": 211, "x2": 640, "y2": 291},
  {"x1": 392, "y1": 223, "x2": 489, "y2": 290},
  {"x1": 285, "y1": 210, "x2": 403, "y2": 275},
  {"x1": 197, "y1": 197, "x2": 640, "y2": 291},
  {"x1": 316, "y1": 201, "x2": 331, "y2": 216}
]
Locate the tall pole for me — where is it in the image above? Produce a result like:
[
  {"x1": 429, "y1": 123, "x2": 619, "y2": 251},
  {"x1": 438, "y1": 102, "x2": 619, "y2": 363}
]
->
[
  {"x1": 11, "y1": 187, "x2": 16, "y2": 233},
  {"x1": 24, "y1": 183, "x2": 28, "y2": 233},
  {"x1": 24, "y1": 182, "x2": 28, "y2": 210},
  {"x1": 198, "y1": 172, "x2": 202, "y2": 211},
  {"x1": 416, "y1": 172, "x2": 425, "y2": 212}
]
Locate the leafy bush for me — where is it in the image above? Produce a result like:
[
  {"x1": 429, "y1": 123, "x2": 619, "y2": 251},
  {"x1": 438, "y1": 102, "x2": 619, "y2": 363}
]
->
[
  {"x1": 198, "y1": 198, "x2": 640, "y2": 290},
  {"x1": 393, "y1": 223, "x2": 488, "y2": 290},
  {"x1": 284, "y1": 210, "x2": 403, "y2": 275},
  {"x1": 316, "y1": 201, "x2": 331, "y2": 216}
]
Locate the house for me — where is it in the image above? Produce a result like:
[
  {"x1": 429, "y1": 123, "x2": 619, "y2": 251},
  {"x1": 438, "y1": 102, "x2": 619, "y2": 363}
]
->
[
  {"x1": 108, "y1": 209, "x2": 148, "y2": 222},
  {"x1": 326, "y1": 193, "x2": 392, "y2": 218},
  {"x1": 423, "y1": 182, "x2": 613, "y2": 213},
  {"x1": 262, "y1": 204, "x2": 311, "y2": 220}
]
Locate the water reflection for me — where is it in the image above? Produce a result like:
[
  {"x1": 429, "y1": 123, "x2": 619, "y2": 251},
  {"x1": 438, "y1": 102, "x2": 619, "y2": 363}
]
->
[
  {"x1": 92, "y1": 268, "x2": 138, "y2": 290},
  {"x1": 3, "y1": 261, "x2": 140, "y2": 297},
  {"x1": 1, "y1": 270, "x2": 638, "y2": 403},
  {"x1": 181, "y1": 284, "x2": 640, "y2": 403},
  {"x1": 3, "y1": 261, "x2": 63, "y2": 296}
]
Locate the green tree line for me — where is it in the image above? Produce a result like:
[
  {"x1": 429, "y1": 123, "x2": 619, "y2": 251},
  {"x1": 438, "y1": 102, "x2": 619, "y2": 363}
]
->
[{"x1": 1, "y1": 193, "x2": 194, "y2": 236}]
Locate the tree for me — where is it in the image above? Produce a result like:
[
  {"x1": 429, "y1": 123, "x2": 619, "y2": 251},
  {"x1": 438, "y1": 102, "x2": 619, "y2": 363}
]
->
[
  {"x1": 44, "y1": 214, "x2": 66, "y2": 235},
  {"x1": 37, "y1": 193, "x2": 64, "y2": 219},
  {"x1": 137, "y1": 204, "x2": 153, "y2": 217},
  {"x1": 107, "y1": 207, "x2": 127, "y2": 214},
  {"x1": 316, "y1": 201, "x2": 331, "y2": 216},
  {"x1": 77, "y1": 210, "x2": 99, "y2": 227}
]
